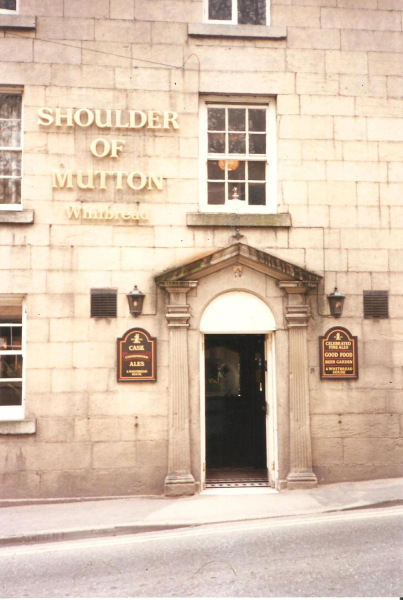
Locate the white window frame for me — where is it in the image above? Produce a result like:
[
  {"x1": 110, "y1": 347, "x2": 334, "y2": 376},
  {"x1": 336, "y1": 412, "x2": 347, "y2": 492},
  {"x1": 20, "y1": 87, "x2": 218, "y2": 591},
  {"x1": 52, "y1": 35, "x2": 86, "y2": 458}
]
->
[
  {"x1": 0, "y1": 296, "x2": 26, "y2": 421},
  {"x1": 0, "y1": 0, "x2": 19, "y2": 14},
  {"x1": 203, "y1": 0, "x2": 270, "y2": 26},
  {"x1": 199, "y1": 96, "x2": 277, "y2": 214},
  {"x1": 0, "y1": 87, "x2": 23, "y2": 211}
]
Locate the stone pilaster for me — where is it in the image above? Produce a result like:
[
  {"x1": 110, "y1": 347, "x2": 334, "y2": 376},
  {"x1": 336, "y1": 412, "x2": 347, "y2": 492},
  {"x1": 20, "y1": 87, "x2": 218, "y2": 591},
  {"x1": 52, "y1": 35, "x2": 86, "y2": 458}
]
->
[
  {"x1": 279, "y1": 282, "x2": 317, "y2": 489},
  {"x1": 159, "y1": 281, "x2": 198, "y2": 497}
]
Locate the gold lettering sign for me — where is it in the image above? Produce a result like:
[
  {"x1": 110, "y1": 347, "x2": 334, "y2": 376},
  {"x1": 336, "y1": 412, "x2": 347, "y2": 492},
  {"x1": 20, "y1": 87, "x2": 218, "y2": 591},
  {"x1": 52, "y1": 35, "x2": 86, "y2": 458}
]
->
[
  {"x1": 38, "y1": 108, "x2": 179, "y2": 130},
  {"x1": 319, "y1": 327, "x2": 358, "y2": 380},
  {"x1": 66, "y1": 206, "x2": 149, "y2": 222},
  {"x1": 38, "y1": 107, "x2": 180, "y2": 199},
  {"x1": 53, "y1": 171, "x2": 163, "y2": 191},
  {"x1": 117, "y1": 328, "x2": 157, "y2": 383}
]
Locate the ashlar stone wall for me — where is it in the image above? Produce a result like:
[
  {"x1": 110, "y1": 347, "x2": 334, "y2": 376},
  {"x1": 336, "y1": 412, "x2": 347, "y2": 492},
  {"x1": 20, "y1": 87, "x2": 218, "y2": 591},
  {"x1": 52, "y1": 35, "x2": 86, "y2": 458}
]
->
[{"x1": 0, "y1": 0, "x2": 403, "y2": 497}]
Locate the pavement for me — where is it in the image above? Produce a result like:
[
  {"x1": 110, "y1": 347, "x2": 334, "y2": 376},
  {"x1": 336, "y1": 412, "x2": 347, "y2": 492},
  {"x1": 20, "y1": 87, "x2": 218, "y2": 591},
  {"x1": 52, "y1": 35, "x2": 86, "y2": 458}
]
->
[{"x1": 0, "y1": 477, "x2": 402, "y2": 547}]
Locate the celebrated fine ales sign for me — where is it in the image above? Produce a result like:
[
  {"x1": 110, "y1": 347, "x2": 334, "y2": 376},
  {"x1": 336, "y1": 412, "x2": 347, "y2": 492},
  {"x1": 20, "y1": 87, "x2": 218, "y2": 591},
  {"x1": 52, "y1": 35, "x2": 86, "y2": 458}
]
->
[
  {"x1": 319, "y1": 327, "x2": 358, "y2": 380},
  {"x1": 117, "y1": 328, "x2": 157, "y2": 383}
]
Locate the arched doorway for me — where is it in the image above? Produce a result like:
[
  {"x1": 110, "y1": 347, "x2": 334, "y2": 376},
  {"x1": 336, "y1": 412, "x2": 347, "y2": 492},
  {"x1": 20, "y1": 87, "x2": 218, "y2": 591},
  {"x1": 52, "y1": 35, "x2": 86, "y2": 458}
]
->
[
  {"x1": 199, "y1": 291, "x2": 277, "y2": 490},
  {"x1": 156, "y1": 242, "x2": 320, "y2": 496}
]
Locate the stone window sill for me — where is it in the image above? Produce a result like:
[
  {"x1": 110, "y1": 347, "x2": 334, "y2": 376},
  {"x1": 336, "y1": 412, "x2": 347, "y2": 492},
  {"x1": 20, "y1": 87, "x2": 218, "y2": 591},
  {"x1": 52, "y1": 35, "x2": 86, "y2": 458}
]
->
[
  {"x1": 0, "y1": 15, "x2": 36, "y2": 29},
  {"x1": 187, "y1": 213, "x2": 292, "y2": 227},
  {"x1": 188, "y1": 23, "x2": 286, "y2": 41},
  {"x1": 0, "y1": 209, "x2": 34, "y2": 224},
  {"x1": 0, "y1": 419, "x2": 36, "y2": 435}
]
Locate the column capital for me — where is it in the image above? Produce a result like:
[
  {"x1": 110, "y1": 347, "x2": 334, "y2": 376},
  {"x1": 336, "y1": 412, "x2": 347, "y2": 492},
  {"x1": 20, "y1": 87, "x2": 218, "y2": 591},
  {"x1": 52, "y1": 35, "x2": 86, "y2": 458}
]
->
[
  {"x1": 159, "y1": 281, "x2": 198, "y2": 328},
  {"x1": 279, "y1": 281, "x2": 314, "y2": 328},
  {"x1": 285, "y1": 304, "x2": 311, "y2": 328},
  {"x1": 158, "y1": 280, "x2": 198, "y2": 293},
  {"x1": 278, "y1": 281, "x2": 318, "y2": 295}
]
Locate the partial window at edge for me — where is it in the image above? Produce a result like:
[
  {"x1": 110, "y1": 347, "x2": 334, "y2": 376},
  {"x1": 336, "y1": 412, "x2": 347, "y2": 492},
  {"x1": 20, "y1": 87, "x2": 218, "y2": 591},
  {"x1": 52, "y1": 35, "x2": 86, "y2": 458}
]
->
[
  {"x1": 207, "y1": 0, "x2": 267, "y2": 25},
  {"x1": 0, "y1": 92, "x2": 22, "y2": 210},
  {"x1": 0, "y1": 301, "x2": 24, "y2": 420},
  {"x1": 0, "y1": 0, "x2": 17, "y2": 11}
]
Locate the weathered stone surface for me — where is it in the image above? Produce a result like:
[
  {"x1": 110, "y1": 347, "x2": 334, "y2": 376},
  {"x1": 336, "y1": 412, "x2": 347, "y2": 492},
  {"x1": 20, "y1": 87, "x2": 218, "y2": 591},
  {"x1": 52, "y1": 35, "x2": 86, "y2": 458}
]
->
[
  {"x1": 312, "y1": 438, "x2": 343, "y2": 465},
  {"x1": 186, "y1": 213, "x2": 292, "y2": 227},
  {"x1": 0, "y1": 15, "x2": 36, "y2": 29},
  {"x1": 344, "y1": 438, "x2": 403, "y2": 464},
  {"x1": 0, "y1": 472, "x2": 40, "y2": 499},
  {"x1": 0, "y1": 0, "x2": 402, "y2": 501},
  {"x1": 322, "y1": 8, "x2": 401, "y2": 31},
  {"x1": 188, "y1": 23, "x2": 287, "y2": 40},
  {"x1": 92, "y1": 442, "x2": 137, "y2": 469},
  {"x1": 0, "y1": 210, "x2": 34, "y2": 224},
  {"x1": 288, "y1": 27, "x2": 340, "y2": 50},
  {"x1": 314, "y1": 464, "x2": 403, "y2": 484},
  {"x1": 272, "y1": 5, "x2": 320, "y2": 28},
  {"x1": 0, "y1": 420, "x2": 36, "y2": 435},
  {"x1": 311, "y1": 414, "x2": 400, "y2": 438},
  {"x1": 36, "y1": 419, "x2": 74, "y2": 442}
]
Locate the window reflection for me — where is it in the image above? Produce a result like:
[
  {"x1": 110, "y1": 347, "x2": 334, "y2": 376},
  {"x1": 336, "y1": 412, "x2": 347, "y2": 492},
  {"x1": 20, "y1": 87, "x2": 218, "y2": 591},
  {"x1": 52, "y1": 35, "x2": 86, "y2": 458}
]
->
[
  {"x1": 0, "y1": 0, "x2": 17, "y2": 10},
  {"x1": 228, "y1": 108, "x2": 245, "y2": 132},
  {"x1": 0, "y1": 93, "x2": 22, "y2": 206},
  {"x1": 208, "y1": 0, "x2": 266, "y2": 25},
  {"x1": 0, "y1": 305, "x2": 23, "y2": 407},
  {"x1": 206, "y1": 346, "x2": 240, "y2": 396},
  {"x1": 208, "y1": 0, "x2": 232, "y2": 20},
  {"x1": 208, "y1": 107, "x2": 226, "y2": 130},
  {"x1": 207, "y1": 106, "x2": 267, "y2": 206},
  {"x1": 238, "y1": 0, "x2": 266, "y2": 25}
]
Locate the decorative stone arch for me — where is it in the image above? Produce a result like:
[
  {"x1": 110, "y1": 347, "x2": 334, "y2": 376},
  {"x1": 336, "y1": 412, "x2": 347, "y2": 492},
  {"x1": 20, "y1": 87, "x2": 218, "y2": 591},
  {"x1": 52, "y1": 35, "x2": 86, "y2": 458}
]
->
[
  {"x1": 200, "y1": 290, "x2": 276, "y2": 334},
  {"x1": 156, "y1": 243, "x2": 322, "y2": 496}
]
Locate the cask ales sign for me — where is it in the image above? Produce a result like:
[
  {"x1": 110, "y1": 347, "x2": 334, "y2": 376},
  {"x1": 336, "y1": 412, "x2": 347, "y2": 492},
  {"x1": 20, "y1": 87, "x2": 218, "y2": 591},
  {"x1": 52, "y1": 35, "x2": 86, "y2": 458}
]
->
[
  {"x1": 117, "y1": 328, "x2": 157, "y2": 382},
  {"x1": 319, "y1": 327, "x2": 358, "y2": 380}
]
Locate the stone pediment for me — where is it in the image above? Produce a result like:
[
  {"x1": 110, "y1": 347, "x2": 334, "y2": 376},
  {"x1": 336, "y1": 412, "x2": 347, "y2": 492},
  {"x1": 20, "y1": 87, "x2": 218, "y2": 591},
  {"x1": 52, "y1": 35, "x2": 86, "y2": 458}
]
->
[{"x1": 155, "y1": 243, "x2": 321, "y2": 285}]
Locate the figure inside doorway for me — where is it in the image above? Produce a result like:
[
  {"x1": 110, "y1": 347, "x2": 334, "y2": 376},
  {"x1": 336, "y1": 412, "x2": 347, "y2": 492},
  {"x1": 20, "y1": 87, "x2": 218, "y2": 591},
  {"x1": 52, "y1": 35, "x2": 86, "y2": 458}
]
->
[{"x1": 205, "y1": 346, "x2": 240, "y2": 396}]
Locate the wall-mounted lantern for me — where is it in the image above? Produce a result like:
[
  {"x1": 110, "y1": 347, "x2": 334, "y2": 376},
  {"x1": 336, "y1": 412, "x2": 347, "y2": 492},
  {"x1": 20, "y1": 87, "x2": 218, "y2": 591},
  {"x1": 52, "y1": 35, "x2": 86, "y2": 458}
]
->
[
  {"x1": 127, "y1": 286, "x2": 145, "y2": 317},
  {"x1": 327, "y1": 287, "x2": 345, "y2": 318}
]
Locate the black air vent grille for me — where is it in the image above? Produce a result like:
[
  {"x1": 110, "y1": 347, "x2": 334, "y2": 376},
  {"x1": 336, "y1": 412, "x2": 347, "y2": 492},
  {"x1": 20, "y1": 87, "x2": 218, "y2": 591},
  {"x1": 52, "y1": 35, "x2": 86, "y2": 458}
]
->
[
  {"x1": 91, "y1": 289, "x2": 117, "y2": 318},
  {"x1": 363, "y1": 291, "x2": 389, "y2": 319}
]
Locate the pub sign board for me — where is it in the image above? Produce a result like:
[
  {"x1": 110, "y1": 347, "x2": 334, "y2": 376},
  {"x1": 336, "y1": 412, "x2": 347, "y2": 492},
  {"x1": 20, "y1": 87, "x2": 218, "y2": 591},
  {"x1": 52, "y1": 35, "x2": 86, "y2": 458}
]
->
[
  {"x1": 117, "y1": 328, "x2": 157, "y2": 382},
  {"x1": 319, "y1": 327, "x2": 358, "y2": 380}
]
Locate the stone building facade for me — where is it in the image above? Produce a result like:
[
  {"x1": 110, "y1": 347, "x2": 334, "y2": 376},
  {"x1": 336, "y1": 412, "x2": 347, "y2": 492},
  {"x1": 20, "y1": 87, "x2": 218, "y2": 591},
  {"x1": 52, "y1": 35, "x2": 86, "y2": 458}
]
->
[{"x1": 0, "y1": 0, "x2": 402, "y2": 499}]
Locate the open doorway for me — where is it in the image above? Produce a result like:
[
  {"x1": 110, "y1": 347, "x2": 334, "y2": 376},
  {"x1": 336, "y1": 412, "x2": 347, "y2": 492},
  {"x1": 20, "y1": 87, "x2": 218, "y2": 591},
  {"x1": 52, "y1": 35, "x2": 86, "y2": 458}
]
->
[{"x1": 204, "y1": 334, "x2": 267, "y2": 487}]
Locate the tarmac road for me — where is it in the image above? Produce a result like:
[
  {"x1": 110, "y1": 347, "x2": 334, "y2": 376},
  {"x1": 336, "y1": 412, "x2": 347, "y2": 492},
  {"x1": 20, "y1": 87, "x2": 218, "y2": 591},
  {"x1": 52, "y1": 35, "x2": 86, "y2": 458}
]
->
[{"x1": 0, "y1": 506, "x2": 402, "y2": 598}]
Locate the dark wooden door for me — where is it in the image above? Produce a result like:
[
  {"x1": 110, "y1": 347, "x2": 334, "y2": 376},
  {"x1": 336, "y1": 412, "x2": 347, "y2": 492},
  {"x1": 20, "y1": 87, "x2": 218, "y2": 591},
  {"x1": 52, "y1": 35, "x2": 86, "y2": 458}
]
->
[{"x1": 205, "y1": 334, "x2": 266, "y2": 469}]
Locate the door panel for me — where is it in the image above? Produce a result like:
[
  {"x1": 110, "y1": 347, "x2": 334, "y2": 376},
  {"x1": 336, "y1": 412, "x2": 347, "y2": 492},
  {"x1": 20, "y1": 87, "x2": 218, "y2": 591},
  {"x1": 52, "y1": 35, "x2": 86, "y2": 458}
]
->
[{"x1": 205, "y1": 334, "x2": 266, "y2": 469}]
